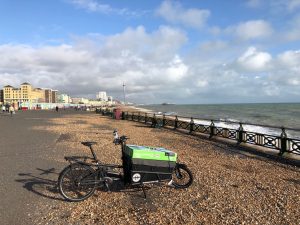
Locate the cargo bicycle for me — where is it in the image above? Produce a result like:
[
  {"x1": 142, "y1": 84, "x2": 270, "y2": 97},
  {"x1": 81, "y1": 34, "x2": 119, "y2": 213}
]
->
[{"x1": 58, "y1": 130, "x2": 193, "y2": 202}]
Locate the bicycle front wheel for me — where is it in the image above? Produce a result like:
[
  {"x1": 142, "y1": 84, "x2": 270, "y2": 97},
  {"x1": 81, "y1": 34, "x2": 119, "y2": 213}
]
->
[
  {"x1": 171, "y1": 164, "x2": 193, "y2": 189},
  {"x1": 58, "y1": 163, "x2": 97, "y2": 202}
]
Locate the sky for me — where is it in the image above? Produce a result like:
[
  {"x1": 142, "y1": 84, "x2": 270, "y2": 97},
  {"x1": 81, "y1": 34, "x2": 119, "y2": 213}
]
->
[{"x1": 0, "y1": 0, "x2": 300, "y2": 104}]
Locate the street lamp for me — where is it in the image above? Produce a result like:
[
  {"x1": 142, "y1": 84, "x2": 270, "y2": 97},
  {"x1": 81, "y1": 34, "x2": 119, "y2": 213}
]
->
[{"x1": 123, "y1": 82, "x2": 126, "y2": 105}]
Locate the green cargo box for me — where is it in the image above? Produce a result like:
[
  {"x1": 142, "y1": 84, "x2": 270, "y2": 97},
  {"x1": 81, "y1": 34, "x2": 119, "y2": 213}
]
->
[
  {"x1": 124, "y1": 145, "x2": 177, "y2": 162},
  {"x1": 123, "y1": 145, "x2": 177, "y2": 184}
]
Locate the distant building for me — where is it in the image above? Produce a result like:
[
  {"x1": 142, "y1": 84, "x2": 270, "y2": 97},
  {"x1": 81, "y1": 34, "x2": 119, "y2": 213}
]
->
[
  {"x1": 72, "y1": 97, "x2": 89, "y2": 104},
  {"x1": 51, "y1": 90, "x2": 58, "y2": 103},
  {"x1": 44, "y1": 89, "x2": 52, "y2": 103},
  {"x1": 2, "y1": 83, "x2": 59, "y2": 106},
  {"x1": 43, "y1": 88, "x2": 58, "y2": 103},
  {"x1": 58, "y1": 94, "x2": 71, "y2": 103},
  {"x1": 34, "y1": 88, "x2": 46, "y2": 103},
  {"x1": 96, "y1": 91, "x2": 108, "y2": 101},
  {"x1": 107, "y1": 96, "x2": 113, "y2": 102},
  {"x1": 0, "y1": 90, "x2": 3, "y2": 104},
  {"x1": 3, "y1": 83, "x2": 45, "y2": 105}
]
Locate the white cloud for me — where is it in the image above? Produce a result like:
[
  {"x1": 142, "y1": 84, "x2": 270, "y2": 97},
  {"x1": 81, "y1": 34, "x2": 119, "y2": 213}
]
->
[
  {"x1": 0, "y1": 26, "x2": 189, "y2": 102},
  {"x1": 287, "y1": 78, "x2": 300, "y2": 85},
  {"x1": 285, "y1": 29, "x2": 300, "y2": 41},
  {"x1": 165, "y1": 55, "x2": 188, "y2": 81},
  {"x1": 68, "y1": 0, "x2": 147, "y2": 16},
  {"x1": 245, "y1": 0, "x2": 300, "y2": 12},
  {"x1": 102, "y1": 25, "x2": 187, "y2": 61},
  {"x1": 69, "y1": 0, "x2": 111, "y2": 13},
  {"x1": 200, "y1": 40, "x2": 228, "y2": 52},
  {"x1": 278, "y1": 50, "x2": 300, "y2": 67},
  {"x1": 287, "y1": 0, "x2": 300, "y2": 11},
  {"x1": 156, "y1": 0, "x2": 210, "y2": 29},
  {"x1": 227, "y1": 20, "x2": 273, "y2": 40},
  {"x1": 196, "y1": 80, "x2": 208, "y2": 88},
  {"x1": 236, "y1": 47, "x2": 272, "y2": 71},
  {"x1": 246, "y1": 0, "x2": 262, "y2": 8},
  {"x1": 264, "y1": 84, "x2": 280, "y2": 96},
  {"x1": 1, "y1": 26, "x2": 300, "y2": 103},
  {"x1": 283, "y1": 14, "x2": 300, "y2": 41}
]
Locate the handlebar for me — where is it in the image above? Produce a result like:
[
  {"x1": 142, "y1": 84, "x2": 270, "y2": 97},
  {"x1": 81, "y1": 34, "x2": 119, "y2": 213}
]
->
[{"x1": 113, "y1": 129, "x2": 129, "y2": 145}]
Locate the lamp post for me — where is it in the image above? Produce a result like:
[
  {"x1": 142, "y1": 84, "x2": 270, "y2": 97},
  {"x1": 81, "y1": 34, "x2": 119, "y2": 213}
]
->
[{"x1": 123, "y1": 82, "x2": 126, "y2": 105}]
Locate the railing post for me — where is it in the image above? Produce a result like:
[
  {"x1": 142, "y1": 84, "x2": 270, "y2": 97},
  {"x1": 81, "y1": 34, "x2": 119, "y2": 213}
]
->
[
  {"x1": 237, "y1": 123, "x2": 244, "y2": 143},
  {"x1": 174, "y1": 115, "x2": 178, "y2": 129},
  {"x1": 121, "y1": 111, "x2": 125, "y2": 120},
  {"x1": 152, "y1": 114, "x2": 157, "y2": 127},
  {"x1": 145, "y1": 113, "x2": 147, "y2": 124},
  {"x1": 279, "y1": 127, "x2": 287, "y2": 156},
  {"x1": 163, "y1": 114, "x2": 166, "y2": 127},
  {"x1": 209, "y1": 120, "x2": 215, "y2": 138},
  {"x1": 131, "y1": 112, "x2": 134, "y2": 121},
  {"x1": 189, "y1": 117, "x2": 194, "y2": 134},
  {"x1": 138, "y1": 112, "x2": 141, "y2": 122},
  {"x1": 126, "y1": 111, "x2": 129, "y2": 120}
]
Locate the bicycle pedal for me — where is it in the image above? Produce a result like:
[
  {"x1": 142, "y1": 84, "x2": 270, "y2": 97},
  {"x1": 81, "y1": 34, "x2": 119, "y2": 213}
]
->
[
  {"x1": 167, "y1": 180, "x2": 175, "y2": 187},
  {"x1": 104, "y1": 177, "x2": 113, "y2": 184}
]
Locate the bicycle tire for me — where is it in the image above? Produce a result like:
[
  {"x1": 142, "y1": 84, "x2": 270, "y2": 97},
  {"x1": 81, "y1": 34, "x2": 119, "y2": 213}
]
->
[
  {"x1": 58, "y1": 163, "x2": 97, "y2": 202},
  {"x1": 171, "y1": 164, "x2": 193, "y2": 189}
]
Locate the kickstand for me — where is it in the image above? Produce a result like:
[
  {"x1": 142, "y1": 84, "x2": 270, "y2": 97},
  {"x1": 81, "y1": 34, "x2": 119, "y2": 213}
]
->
[
  {"x1": 105, "y1": 182, "x2": 110, "y2": 192},
  {"x1": 141, "y1": 183, "x2": 147, "y2": 199}
]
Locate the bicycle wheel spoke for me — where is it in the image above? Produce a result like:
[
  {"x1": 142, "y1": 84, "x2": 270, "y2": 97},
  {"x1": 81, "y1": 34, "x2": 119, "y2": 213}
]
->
[
  {"x1": 171, "y1": 165, "x2": 193, "y2": 188},
  {"x1": 59, "y1": 164, "x2": 97, "y2": 201}
]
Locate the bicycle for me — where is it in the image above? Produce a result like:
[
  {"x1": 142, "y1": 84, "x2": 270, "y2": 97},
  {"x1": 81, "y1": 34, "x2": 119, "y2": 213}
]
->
[{"x1": 58, "y1": 130, "x2": 193, "y2": 202}]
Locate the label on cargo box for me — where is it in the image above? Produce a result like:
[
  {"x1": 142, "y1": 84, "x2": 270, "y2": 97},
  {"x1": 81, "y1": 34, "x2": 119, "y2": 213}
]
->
[{"x1": 132, "y1": 173, "x2": 141, "y2": 182}]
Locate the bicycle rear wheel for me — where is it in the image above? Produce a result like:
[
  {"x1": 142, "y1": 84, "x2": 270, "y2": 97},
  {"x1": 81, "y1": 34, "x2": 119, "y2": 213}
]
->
[
  {"x1": 58, "y1": 163, "x2": 97, "y2": 202},
  {"x1": 171, "y1": 164, "x2": 193, "y2": 189}
]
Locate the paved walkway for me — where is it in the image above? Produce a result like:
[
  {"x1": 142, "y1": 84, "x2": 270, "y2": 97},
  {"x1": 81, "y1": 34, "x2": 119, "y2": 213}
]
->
[{"x1": 0, "y1": 110, "x2": 88, "y2": 225}]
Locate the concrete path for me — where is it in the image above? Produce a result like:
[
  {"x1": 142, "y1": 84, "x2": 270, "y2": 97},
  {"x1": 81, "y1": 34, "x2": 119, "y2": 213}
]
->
[{"x1": 0, "y1": 110, "x2": 88, "y2": 225}]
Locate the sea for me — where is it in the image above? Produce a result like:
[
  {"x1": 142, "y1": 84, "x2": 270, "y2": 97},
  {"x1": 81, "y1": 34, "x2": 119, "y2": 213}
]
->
[{"x1": 138, "y1": 103, "x2": 300, "y2": 139}]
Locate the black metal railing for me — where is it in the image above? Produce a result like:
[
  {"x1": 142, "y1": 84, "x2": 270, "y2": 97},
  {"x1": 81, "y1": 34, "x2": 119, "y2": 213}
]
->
[{"x1": 97, "y1": 109, "x2": 300, "y2": 157}]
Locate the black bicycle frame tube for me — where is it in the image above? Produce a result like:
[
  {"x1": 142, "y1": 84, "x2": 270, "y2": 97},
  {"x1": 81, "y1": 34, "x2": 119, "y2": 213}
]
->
[
  {"x1": 90, "y1": 146, "x2": 98, "y2": 161},
  {"x1": 121, "y1": 139, "x2": 126, "y2": 153}
]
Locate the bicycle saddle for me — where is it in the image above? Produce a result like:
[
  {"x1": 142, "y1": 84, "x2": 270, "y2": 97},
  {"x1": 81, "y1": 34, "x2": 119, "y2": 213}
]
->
[{"x1": 81, "y1": 141, "x2": 97, "y2": 146}]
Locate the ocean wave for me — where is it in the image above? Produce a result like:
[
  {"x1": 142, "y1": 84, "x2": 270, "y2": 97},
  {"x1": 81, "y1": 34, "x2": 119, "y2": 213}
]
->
[
  {"x1": 183, "y1": 118, "x2": 283, "y2": 137},
  {"x1": 131, "y1": 106, "x2": 300, "y2": 138}
]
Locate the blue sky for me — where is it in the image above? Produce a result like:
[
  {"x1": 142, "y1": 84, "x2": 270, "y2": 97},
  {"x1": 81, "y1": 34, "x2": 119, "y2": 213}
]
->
[{"x1": 0, "y1": 0, "x2": 300, "y2": 103}]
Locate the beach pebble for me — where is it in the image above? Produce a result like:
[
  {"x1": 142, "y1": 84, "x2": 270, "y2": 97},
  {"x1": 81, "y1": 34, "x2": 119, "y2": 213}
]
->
[{"x1": 33, "y1": 112, "x2": 300, "y2": 225}]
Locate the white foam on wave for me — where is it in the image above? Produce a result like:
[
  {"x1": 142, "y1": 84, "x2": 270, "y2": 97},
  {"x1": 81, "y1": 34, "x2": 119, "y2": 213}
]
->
[
  {"x1": 132, "y1": 110, "x2": 299, "y2": 139},
  {"x1": 182, "y1": 118, "x2": 282, "y2": 137},
  {"x1": 133, "y1": 106, "x2": 154, "y2": 113}
]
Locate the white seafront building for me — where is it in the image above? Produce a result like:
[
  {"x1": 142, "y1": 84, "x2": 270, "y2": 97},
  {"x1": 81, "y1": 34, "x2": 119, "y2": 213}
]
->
[
  {"x1": 57, "y1": 94, "x2": 72, "y2": 103},
  {"x1": 96, "y1": 92, "x2": 108, "y2": 101},
  {"x1": 71, "y1": 97, "x2": 89, "y2": 104}
]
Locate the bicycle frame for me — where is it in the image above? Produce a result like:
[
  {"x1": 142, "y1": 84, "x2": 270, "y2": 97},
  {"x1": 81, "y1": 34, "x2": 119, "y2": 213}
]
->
[{"x1": 59, "y1": 130, "x2": 193, "y2": 200}]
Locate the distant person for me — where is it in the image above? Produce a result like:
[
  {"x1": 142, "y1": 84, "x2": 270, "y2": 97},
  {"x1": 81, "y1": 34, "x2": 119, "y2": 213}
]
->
[
  {"x1": 2, "y1": 105, "x2": 5, "y2": 113},
  {"x1": 9, "y1": 105, "x2": 14, "y2": 117},
  {"x1": 56, "y1": 106, "x2": 59, "y2": 112}
]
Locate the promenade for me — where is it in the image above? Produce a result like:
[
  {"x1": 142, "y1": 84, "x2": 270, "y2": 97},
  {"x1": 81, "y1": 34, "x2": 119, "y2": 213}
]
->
[
  {"x1": 0, "y1": 110, "x2": 299, "y2": 224},
  {"x1": 0, "y1": 110, "x2": 89, "y2": 225}
]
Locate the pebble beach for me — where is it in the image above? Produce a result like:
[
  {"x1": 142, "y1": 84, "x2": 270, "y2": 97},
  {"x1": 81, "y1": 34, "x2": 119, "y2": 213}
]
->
[{"x1": 31, "y1": 111, "x2": 300, "y2": 225}]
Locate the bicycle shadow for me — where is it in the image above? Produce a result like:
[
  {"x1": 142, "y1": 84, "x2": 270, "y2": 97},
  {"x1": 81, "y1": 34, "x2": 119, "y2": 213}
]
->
[
  {"x1": 104, "y1": 180, "x2": 164, "y2": 203},
  {"x1": 15, "y1": 167, "x2": 64, "y2": 201},
  {"x1": 16, "y1": 168, "x2": 168, "y2": 203}
]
